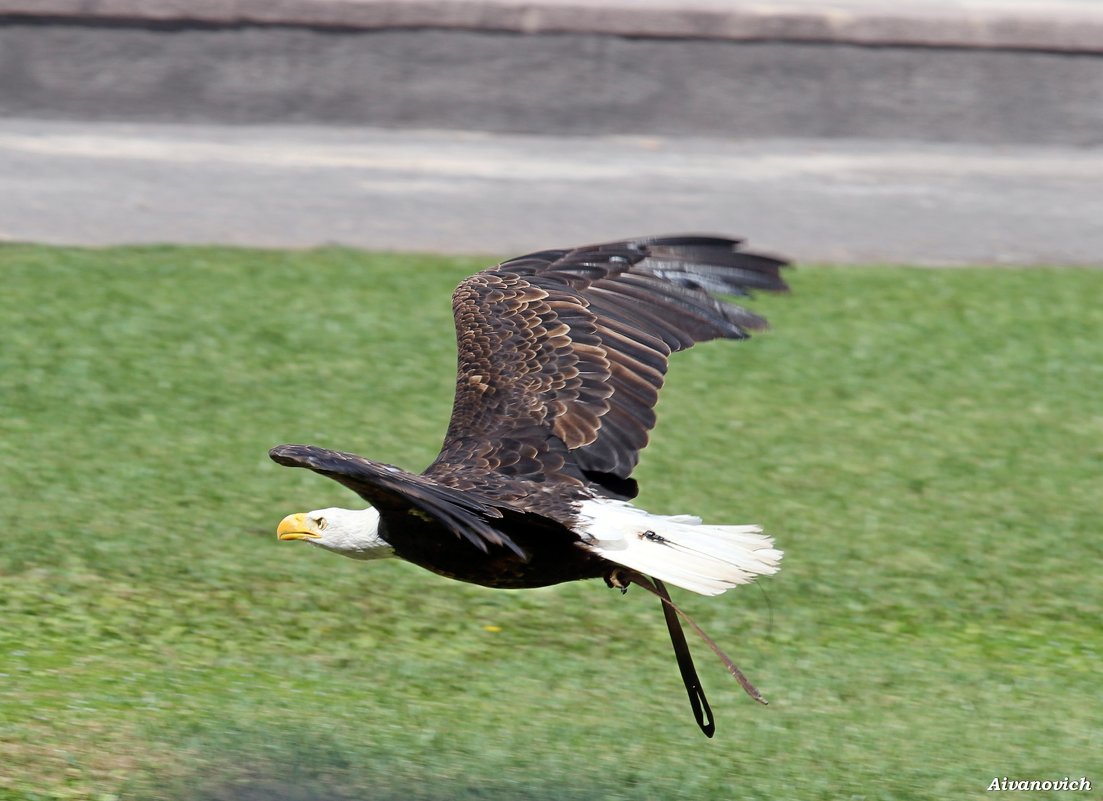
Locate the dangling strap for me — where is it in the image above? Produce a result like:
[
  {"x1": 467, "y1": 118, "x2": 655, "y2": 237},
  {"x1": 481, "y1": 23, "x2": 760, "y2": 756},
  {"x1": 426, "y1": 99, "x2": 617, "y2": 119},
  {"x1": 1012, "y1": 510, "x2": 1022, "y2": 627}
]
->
[
  {"x1": 627, "y1": 573, "x2": 768, "y2": 737},
  {"x1": 653, "y1": 577, "x2": 715, "y2": 737}
]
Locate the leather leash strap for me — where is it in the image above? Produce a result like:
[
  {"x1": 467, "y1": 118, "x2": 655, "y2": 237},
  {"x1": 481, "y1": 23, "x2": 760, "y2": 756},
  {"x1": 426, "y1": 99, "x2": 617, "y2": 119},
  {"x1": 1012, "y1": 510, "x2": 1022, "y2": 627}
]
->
[
  {"x1": 626, "y1": 572, "x2": 769, "y2": 738},
  {"x1": 654, "y1": 576, "x2": 716, "y2": 737}
]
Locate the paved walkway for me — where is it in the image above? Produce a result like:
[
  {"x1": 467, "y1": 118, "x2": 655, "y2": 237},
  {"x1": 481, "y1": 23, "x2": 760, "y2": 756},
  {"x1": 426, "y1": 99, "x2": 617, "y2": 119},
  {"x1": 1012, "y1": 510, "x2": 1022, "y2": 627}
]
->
[
  {"x1": 3, "y1": 4, "x2": 1100, "y2": 264},
  {"x1": 4, "y1": 118, "x2": 1100, "y2": 265}
]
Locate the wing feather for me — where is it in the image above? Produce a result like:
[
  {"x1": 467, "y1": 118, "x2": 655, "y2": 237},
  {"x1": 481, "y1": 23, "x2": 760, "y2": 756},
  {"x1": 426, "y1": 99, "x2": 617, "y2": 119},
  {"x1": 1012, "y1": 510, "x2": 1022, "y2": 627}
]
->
[
  {"x1": 269, "y1": 444, "x2": 524, "y2": 556},
  {"x1": 427, "y1": 235, "x2": 787, "y2": 499}
]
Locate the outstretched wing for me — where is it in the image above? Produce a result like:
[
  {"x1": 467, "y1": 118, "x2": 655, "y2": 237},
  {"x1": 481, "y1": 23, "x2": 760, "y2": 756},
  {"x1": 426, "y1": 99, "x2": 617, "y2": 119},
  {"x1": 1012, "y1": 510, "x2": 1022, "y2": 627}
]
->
[
  {"x1": 269, "y1": 444, "x2": 524, "y2": 556},
  {"x1": 427, "y1": 235, "x2": 788, "y2": 499}
]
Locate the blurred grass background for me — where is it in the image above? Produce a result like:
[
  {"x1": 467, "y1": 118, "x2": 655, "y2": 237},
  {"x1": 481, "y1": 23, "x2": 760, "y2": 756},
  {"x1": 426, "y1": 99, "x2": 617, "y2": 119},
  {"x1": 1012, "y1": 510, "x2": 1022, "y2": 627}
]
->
[{"x1": 1, "y1": 245, "x2": 1099, "y2": 800}]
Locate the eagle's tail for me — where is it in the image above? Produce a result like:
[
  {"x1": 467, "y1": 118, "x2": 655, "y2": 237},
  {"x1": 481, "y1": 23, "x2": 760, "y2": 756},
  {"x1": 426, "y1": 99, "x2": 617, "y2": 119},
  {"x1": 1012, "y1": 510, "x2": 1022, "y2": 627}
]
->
[{"x1": 576, "y1": 499, "x2": 782, "y2": 596}]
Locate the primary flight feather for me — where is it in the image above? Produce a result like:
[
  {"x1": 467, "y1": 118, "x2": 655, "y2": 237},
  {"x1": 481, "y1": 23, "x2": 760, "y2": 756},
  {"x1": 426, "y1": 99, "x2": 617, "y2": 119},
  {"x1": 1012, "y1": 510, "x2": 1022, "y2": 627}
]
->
[{"x1": 270, "y1": 235, "x2": 788, "y2": 736}]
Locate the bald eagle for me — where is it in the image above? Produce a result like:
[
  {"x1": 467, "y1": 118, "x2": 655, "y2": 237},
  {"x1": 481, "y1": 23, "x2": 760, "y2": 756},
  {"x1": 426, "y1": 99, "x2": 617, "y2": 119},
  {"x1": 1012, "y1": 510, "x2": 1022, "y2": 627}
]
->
[{"x1": 271, "y1": 235, "x2": 787, "y2": 737}]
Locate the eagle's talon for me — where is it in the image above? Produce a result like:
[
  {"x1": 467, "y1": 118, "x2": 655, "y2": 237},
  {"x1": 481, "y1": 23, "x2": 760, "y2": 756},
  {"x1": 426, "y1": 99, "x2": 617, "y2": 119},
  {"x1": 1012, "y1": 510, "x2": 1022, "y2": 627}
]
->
[{"x1": 605, "y1": 569, "x2": 632, "y2": 593}]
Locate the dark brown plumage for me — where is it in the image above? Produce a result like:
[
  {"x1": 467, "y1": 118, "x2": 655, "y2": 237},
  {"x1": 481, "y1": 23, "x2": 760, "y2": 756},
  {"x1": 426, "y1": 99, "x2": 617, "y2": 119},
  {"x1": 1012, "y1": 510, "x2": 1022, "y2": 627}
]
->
[{"x1": 270, "y1": 234, "x2": 788, "y2": 736}]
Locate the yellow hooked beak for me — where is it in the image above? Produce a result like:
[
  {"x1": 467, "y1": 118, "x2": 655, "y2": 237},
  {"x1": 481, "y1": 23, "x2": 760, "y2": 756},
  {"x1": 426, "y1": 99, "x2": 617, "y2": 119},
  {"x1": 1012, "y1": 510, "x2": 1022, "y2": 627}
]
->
[{"x1": 277, "y1": 513, "x2": 321, "y2": 542}]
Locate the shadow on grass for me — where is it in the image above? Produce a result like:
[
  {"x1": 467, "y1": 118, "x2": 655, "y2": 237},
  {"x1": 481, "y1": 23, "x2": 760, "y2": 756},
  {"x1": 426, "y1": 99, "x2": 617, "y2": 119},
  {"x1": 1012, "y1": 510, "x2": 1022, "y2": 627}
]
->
[
  {"x1": 146, "y1": 767, "x2": 596, "y2": 801},
  {"x1": 126, "y1": 724, "x2": 599, "y2": 801},
  {"x1": 156, "y1": 779, "x2": 591, "y2": 801},
  {"x1": 155, "y1": 777, "x2": 585, "y2": 801}
]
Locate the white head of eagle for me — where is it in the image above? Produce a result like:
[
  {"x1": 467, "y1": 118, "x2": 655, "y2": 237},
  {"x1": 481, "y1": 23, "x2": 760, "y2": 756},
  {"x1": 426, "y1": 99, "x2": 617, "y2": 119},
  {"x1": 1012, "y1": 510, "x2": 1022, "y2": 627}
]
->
[{"x1": 277, "y1": 507, "x2": 393, "y2": 561}]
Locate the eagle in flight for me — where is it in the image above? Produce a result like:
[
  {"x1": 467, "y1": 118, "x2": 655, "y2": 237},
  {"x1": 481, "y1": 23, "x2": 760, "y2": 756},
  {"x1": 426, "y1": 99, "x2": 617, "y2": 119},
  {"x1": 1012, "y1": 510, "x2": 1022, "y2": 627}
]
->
[{"x1": 270, "y1": 235, "x2": 787, "y2": 737}]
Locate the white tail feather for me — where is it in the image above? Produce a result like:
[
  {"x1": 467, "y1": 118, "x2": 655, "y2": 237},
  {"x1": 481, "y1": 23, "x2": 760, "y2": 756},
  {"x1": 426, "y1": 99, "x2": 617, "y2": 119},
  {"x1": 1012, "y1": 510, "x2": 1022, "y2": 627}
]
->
[{"x1": 576, "y1": 499, "x2": 782, "y2": 596}]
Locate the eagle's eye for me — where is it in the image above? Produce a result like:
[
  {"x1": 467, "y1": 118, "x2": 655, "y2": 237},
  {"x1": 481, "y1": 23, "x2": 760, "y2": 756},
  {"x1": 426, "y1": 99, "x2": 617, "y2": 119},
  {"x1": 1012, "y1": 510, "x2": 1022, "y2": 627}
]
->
[{"x1": 313, "y1": 516, "x2": 328, "y2": 531}]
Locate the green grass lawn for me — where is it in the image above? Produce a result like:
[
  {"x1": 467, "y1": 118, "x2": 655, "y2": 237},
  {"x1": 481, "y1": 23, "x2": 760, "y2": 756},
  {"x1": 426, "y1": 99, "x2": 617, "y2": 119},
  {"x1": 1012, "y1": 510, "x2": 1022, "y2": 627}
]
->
[{"x1": 1, "y1": 245, "x2": 1100, "y2": 800}]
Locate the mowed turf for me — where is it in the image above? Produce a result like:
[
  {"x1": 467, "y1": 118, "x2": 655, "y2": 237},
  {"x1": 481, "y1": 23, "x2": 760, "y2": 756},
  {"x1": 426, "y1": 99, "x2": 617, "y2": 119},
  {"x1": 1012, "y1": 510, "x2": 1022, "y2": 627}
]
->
[{"x1": 1, "y1": 245, "x2": 1099, "y2": 800}]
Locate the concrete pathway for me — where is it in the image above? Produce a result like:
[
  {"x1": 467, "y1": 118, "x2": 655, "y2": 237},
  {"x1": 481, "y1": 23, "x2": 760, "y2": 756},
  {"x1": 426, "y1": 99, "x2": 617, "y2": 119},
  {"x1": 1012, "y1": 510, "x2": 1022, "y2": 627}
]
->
[{"x1": 3, "y1": 118, "x2": 1100, "y2": 265}]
